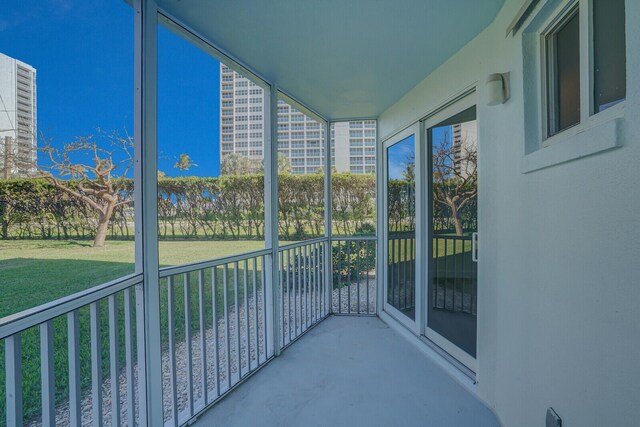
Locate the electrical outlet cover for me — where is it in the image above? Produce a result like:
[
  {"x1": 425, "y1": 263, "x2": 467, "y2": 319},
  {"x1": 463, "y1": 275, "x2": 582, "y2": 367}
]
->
[{"x1": 546, "y1": 407, "x2": 562, "y2": 427}]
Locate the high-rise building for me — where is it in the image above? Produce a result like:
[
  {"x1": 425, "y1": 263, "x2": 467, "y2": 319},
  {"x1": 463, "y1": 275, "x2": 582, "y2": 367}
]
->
[
  {"x1": 452, "y1": 120, "x2": 477, "y2": 178},
  {"x1": 0, "y1": 52, "x2": 37, "y2": 178},
  {"x1": 220, "y1": 65, "x2": 375, "y2": 175}
]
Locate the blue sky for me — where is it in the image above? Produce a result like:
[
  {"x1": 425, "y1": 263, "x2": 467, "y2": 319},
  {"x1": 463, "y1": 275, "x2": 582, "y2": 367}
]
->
[
  {"x1": 387, "y1": 126, "x2": 450, "y2": 180},
  {"x1": 0, "y1": 0, "x2": 221, "y2": 177}
]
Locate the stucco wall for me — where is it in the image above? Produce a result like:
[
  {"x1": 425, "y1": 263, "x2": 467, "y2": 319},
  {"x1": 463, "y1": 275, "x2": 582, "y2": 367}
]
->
[{"x1": 378, "y1": 0, "x2": 640, "y2": 425}]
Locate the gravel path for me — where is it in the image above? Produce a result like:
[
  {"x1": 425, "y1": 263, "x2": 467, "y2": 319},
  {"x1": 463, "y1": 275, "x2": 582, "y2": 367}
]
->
[
  {"x1": 26, "y1": 281, "x2": 377, "y2": 426},
  {"x1": 331, "y1": 278, "x2": 377, "y2": 314}
]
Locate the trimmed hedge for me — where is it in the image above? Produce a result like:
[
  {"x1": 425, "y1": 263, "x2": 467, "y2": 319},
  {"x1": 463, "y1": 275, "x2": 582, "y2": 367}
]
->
[{"x1": 0, "y1": 173, "x2": 475, "y2": 240}]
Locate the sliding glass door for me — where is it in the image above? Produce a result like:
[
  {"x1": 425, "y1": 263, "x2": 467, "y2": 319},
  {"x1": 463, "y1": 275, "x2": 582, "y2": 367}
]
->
[
  {"x1": 425, "y1": 103, "x2": 478, "y2": 371},
  {"x1": 383, "y1": 124, "x2": 422, "y2": 332}
]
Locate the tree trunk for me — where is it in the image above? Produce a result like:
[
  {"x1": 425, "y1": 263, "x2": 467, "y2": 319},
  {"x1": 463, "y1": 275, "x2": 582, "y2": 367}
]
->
[
  {"x1": 450, "y1": 202, "x2": 464, "y2": 236},
  {"x1": 94, "y1": 203, "x2": 115, "y2": 247}
]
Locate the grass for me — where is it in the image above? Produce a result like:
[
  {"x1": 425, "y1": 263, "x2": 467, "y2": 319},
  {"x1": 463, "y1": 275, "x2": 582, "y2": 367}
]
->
[
  {"x1": 0, "y1": 239, "x2": 269, "y2": 317},
  {"x1": 0, "y1": 239, "x2": 271, "y2": 424}
]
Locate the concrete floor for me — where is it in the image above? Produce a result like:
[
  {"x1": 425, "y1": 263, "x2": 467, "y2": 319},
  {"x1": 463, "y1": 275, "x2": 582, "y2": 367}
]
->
[{"x1": 193, "y1": 316, "x2": 499, "y2": 427}]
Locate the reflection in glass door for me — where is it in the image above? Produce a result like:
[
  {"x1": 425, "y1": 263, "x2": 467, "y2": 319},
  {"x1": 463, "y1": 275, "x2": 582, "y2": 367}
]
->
[
  {"x1": 427, "y1": 106, "x2": 478, "y2": 360},
  {"x1": 386, "y1": 135, "x2": 416, "y2": 320}
]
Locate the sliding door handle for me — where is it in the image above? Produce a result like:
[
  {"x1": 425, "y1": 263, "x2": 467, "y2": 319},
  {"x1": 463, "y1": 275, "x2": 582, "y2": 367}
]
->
[{"x1": 471, "y1": 232, "x2": 479, "y2": 263}]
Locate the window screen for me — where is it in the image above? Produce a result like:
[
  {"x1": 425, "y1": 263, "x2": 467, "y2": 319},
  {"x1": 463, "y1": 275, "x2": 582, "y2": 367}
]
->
[{"x1": 593, "y1": 0, "x2": 626, "y2": 113}]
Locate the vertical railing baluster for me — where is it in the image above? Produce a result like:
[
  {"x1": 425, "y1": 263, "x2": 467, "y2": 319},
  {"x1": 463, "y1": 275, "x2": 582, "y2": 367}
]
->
[
  {"x1": 389, "y1": 238, "x2": 394, "y2": 310},
  {"x1": 5, "y1": 333, "x2": 22, "y2": 427},
  {"x1": 453, "y1": 238, "x2": 457, "y2": 311},
  {"x1": 67, "y1": 311, "x2": 81, "y2": 427},
  {"x1": 356, "y1": 241, "x2": 362, "y2": 314},
  {"x1": 134, "y1": 282, "x2": 147, "y2": 427},
  {"x1": 40, "y1": 321, "x2": 55, "y2": 426},
  {"x1": 167, "y1": 277, "x2": 178, "y2": 426},
  {"x1": 396, "y1": 238, "x2": 401, "y2": 309},
  {"x1": 253, "y1": 257, "x2": 260, "y2": 358},
  {"x1": 90, "y1": 301, "x2": 103, "y2": 427},
  {"x1": 261, "y1": 255, "x2": 268, "y2": 358},
  {"x1": 317, "y1": 242, "x2": 322, "y2": 319},
  {"x1": 403, "y1": 237, "x2": 408, "y2": 310},
  {"x1": 304, "y1": 245, "x2": 312, "y2": 329},
  {"x1": 322, "y1": 241, "x2": 327, "y2": 316},
  {"x1": 124, "y1": 288, "x2": 135, "y2": 427},
  {"x1": 443, "y1": 238, "x2": 448, "y2": 310},
  {"x1": 299, "y1": 245, "x2": 304, "y2": 331},
  {"x1": 184, "y1": 272, "x2": 194, "y2": 415},
  {"x1": 223, "y1": 264, "x2": 231, "y2": 389},
  {"x1": 108, "y1": 294, "x2": 121, "y2": 426},
  {"x1": 347, "y1": 240, "x2": 351, "y2": 314},
  {"x1": 293, "y1": 247, "x2": 298, "y2": 336},
  {"x1": 366, "y1": 240, "x2": 371, "y2": 314},
  {"x1": 434, "y1": 237, "x2": 439, "y2": 308},
  {"x1": 198, "y1": 269, "x2": 208, "y2": 405},
  {"x1": 278, "y1": 252, "x2": 284, "y2": 350},
  {"x1": 212, "y1": 266, "x2": 220, "y2": 400},
  {"x1": 411, "y1": 237, "x2": 415, "y2": 308},
  {"x1": 305, "y1": 244, "x2": 310, "y2": 328},
  {"x1": 314, "y1": 243, "x2": 319, "y2": 322},
  {"x1": 244, "y1": 259, "x2": 251, "y2": 373},
  {"x1": 233, "y1": 261, "x2": 241, "y2": 379},
  {"x1": 287, "y1": 249, "x2": 292, "y2": 343},
  {"x1": 337, "y1": 240, "x2": 342, "y2": 314}
]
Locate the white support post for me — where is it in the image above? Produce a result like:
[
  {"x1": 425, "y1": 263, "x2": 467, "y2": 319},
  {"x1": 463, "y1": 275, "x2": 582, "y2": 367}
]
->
[
  {"x1": 376, "y1": 120, "x2": 384, "y2": 316},
  {"x1": 324, "y1": 120, "x2": 333, "y2": 315},
  {"x1": 265, "y1": 85, "x2": 280, "y2": 356},
  {"x1": 134, "y1": 0, "x2": 162, "y2": 425}
]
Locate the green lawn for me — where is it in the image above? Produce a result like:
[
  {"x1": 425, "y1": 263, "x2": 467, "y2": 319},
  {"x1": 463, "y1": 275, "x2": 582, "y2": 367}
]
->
[{"x1": 0, "y1": 239, "x2": 269, "y2": 317}]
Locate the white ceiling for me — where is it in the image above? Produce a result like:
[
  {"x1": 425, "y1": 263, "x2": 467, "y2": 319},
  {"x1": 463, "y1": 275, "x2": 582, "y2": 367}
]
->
[{"x1": 155, "y1": 0, "x2": 505, "y2": 120}]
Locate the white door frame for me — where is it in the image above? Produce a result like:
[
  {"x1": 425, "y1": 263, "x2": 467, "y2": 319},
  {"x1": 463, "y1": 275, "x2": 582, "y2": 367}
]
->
[
  {"x1": 422, "y1": 91, "x2": 478, "y2": 372},
  {"x1": 381, "y1": 122, "x2": 424, "y2": 335}
]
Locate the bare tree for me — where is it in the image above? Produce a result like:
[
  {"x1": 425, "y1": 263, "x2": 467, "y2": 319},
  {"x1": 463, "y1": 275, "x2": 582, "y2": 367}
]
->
[
  {"x1": 39, "y1": 129, "x2": 134, "y2": 247},
  {"x1": 432, "y1": 129, "x2": 477, "y2": 236}
]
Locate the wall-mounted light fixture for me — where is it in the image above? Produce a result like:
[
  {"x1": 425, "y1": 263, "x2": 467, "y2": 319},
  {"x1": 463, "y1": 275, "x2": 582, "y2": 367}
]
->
[{"x1": 486, "y1": 72, "x2": 510, "y2": 106}]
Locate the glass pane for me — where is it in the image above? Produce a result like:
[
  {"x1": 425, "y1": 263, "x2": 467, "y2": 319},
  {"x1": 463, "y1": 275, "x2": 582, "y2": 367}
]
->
[
  {"x1": 549, "y1": 10, "x2": 580, "y2": 134},
  {"x1": 428, "y1": 106, "x2": 477, "y2": 358},
  {"x1": 0, "y1": 2, "x2": 134, "y2": 311},
  {"x1": 157, "y1": 26, "x2": 266, "y2": 267},
  {"x1": 386, "y1": 135, "x2": 416, "y2": 320},
  {"x1": 593, "y1": 0, "x2": 626, "y2": 113},
  {"x1": 330, "y1": 120, "x2": 376, "y2": 237},
  {"x1": 277, "y1": 97, "x2": 325, "y2": 243}
]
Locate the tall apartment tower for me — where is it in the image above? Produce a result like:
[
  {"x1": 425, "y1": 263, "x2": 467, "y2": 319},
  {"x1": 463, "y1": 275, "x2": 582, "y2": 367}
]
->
[
  {"x1": 452, "y1": 120, "x2": 477, "y2": 178},
  {"x1": 0, "y1": 52, "x2": 37, "y2": 178},
  {"x1": 220, "y1": 65, "x2": 375, "y2": 175}
]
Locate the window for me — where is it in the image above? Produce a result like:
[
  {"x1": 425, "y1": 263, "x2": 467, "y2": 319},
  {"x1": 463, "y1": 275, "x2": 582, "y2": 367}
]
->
[
  {"x1": 545, "y1": 6, "x2": 580, "y2": 136},
  {"x1": 541, "y1": 0, "x2": 626, "y2": 139},
  {"x1": 593, "y1": 0, "x2": 626, "y2": 113}
]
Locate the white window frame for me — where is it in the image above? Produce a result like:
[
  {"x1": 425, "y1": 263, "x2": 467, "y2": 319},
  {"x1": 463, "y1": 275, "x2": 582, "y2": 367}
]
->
[
  {"x1": 521, "y1": 0, "x2": 626, "y2": 173},
  {"x1": 539, "y1": 0, "x2": 626, "y2": 146}
]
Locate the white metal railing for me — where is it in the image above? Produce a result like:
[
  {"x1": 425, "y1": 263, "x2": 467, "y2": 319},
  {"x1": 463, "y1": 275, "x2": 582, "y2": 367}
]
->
[
  {"x1": 332, "y1": 236, "x2": 377, "y2": 315},
  {"x1": 278, "y1": 238, "x2": 329, "y2": 348},
  {"x1": 158, "y1": 248, "x2": 273, "y2": 426},
  {"x1": 1, "y1": 237, "x2": 377, "y2": 426},
  {"x1": 1, "y1": 274, "x2": 144, "y2": 427}
]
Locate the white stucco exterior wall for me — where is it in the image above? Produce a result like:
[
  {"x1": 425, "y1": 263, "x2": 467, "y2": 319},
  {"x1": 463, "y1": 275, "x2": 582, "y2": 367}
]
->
[{"x1": 377, "y1": 0, "x2": 640, "y2": 426}]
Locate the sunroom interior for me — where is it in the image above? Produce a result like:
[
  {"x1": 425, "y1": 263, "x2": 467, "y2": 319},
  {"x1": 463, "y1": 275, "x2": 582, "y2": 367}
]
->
[{"x1": 2, "y1": 0, "x2": 638, "y2": 426}]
